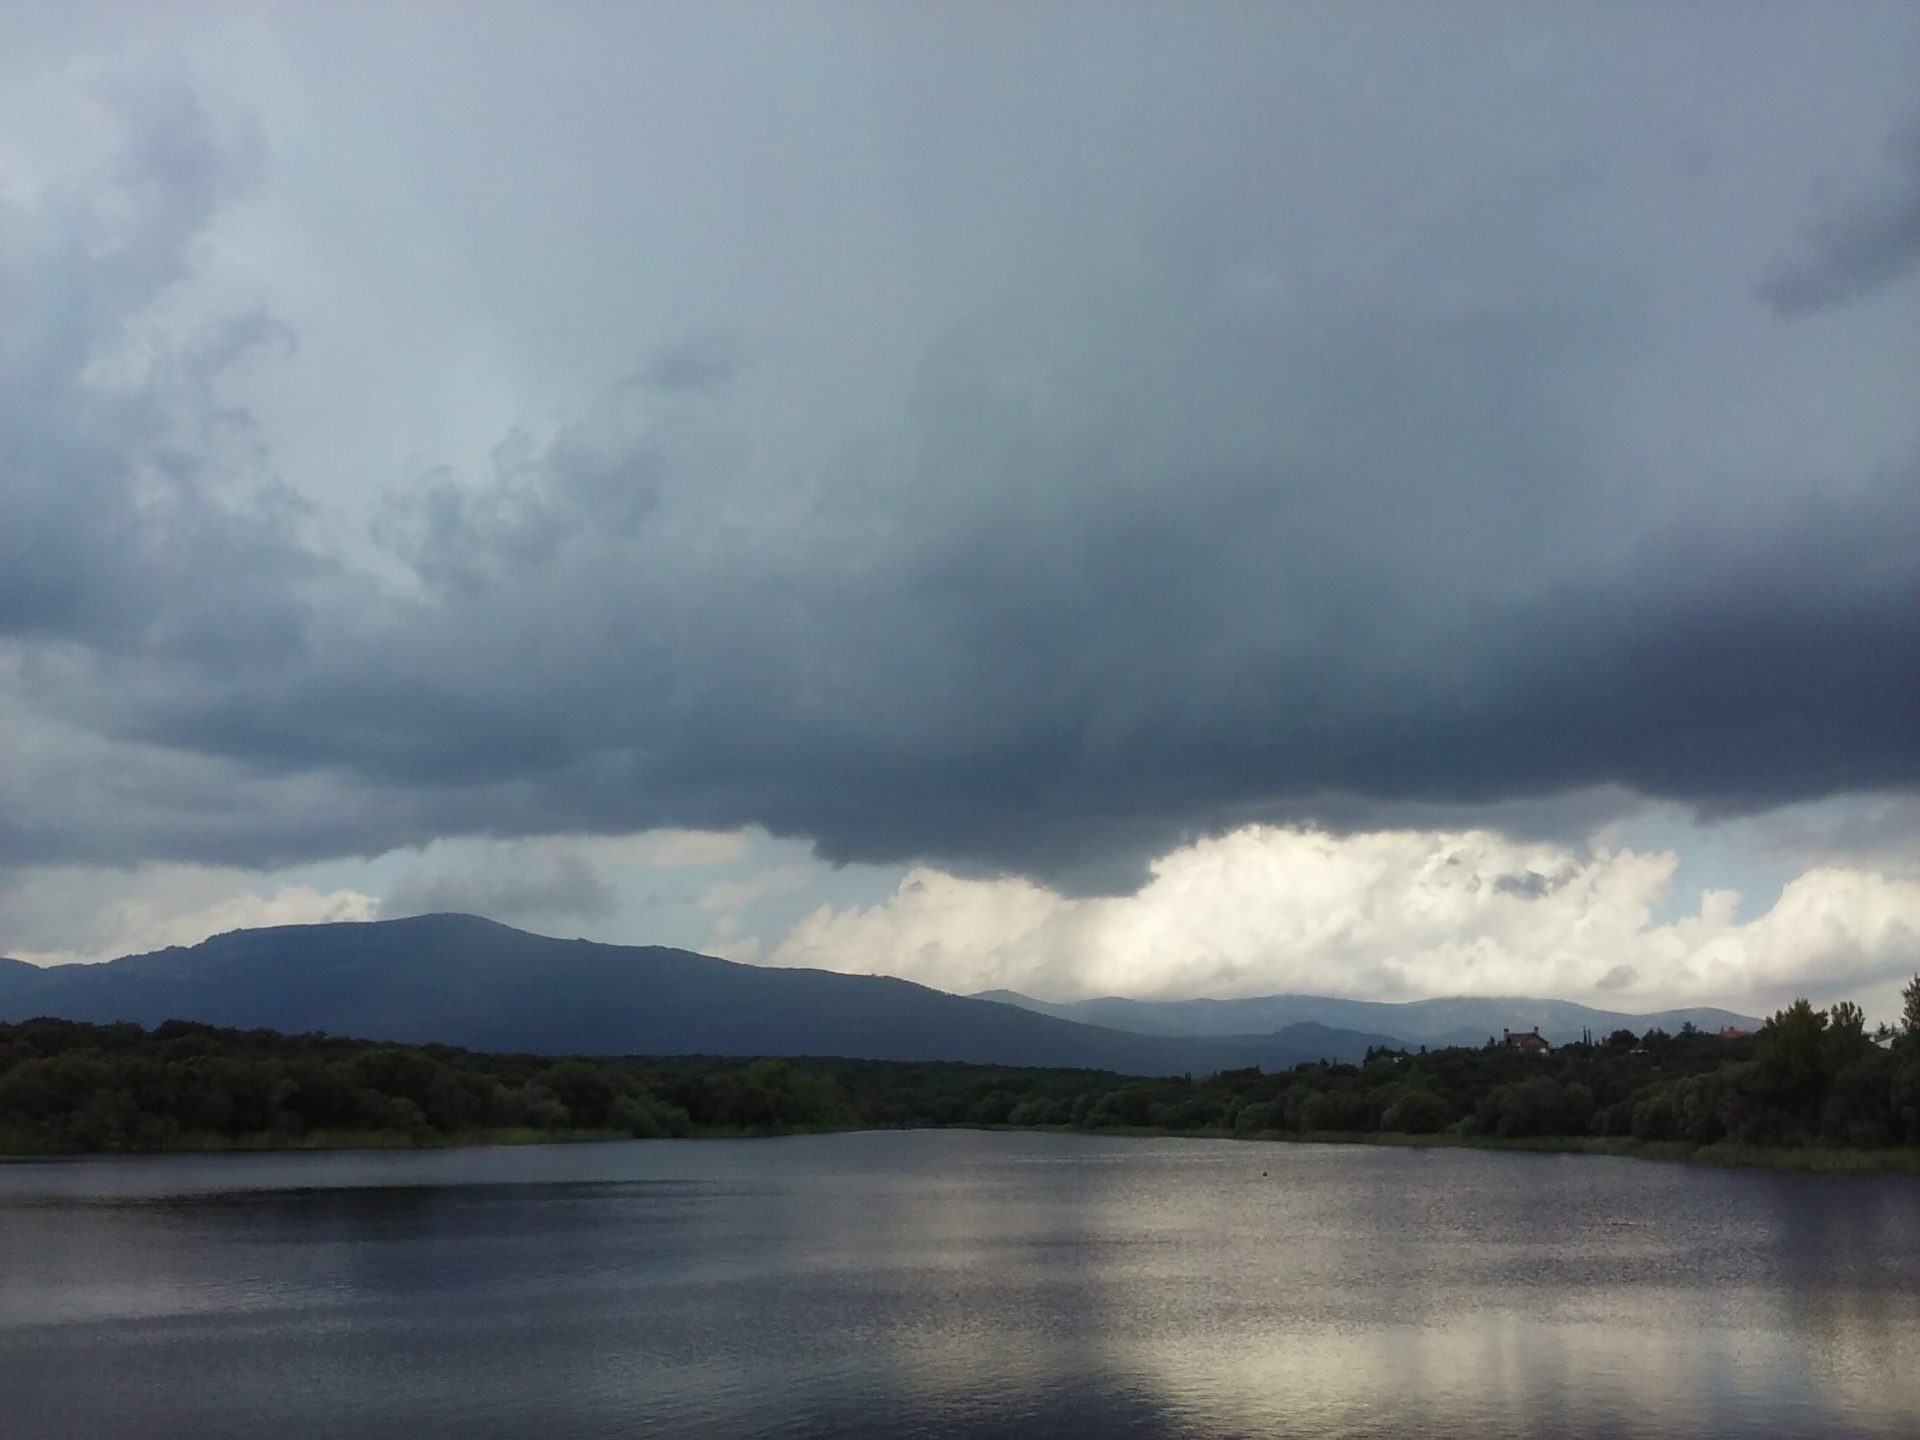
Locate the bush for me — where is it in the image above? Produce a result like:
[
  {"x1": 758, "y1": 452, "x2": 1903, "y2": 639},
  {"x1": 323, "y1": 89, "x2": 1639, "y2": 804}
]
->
[
  {"x1": 504, "y1": 1083, "x2": 570, "y2": 1130},
  {"x1": 1233, "y1": 1100, "x2": 1280, "y2": 1134},
  {"x1": 1298, "y1": 1089, "x2": 1370, "y2": 1132},
  {"x1": 966, "y1": 1090, "x2": 1018, "y2": 1125},
  {"x1": 1631, "y1": 1090, "x2": 1680, "y2": 1142},
  {"x1": 1380, "y1": 1090, "x2": 1454, "y2": 1135},
  {"x1": 610, "y1": 1094, "x2": 692, "y2": 1139},
  {"x1": 1005, "y1": 1098, "x2": 1051, "y2": 1126}
]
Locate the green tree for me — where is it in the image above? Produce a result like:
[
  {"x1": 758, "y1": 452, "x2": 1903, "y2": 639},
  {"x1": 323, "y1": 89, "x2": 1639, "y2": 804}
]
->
[
  {"x1": 1827, "y1": 1000, "x2": 1866, "y2": 1046},
  {"x1": 1233, "y1": 1100, "x2": 1281, "y2": 1134},
  {"x1": 1824, "y1": 1001, "x2": 1871, "y2": 1075},
  {"x1": 1759, "y1": 999, "x2": 1830, "y2": 1101},
  {"x1": 1670, "y1": 1073, "x2": 1728, "y2": 1144},
  {"x1": 286, "y1": 1062, "x2": 376, "y2": 1131},
  {"x1": 1299, "y1": 1089, "x2": 1371, "y2": 1132},
  {"x1": 609, "y1": 1093, "x2": 691, "y2": 1139},
  {"x1": 1005, "y1": 1097, "x2": 1051, "y2": 1126},
  {"x1": 504, "y1": 1082, "x2": 570, "y2": 1130},
  {"x1": 1380, "y1": 1090, "x2": 1454, "y2": 1134},
  {"x1": 967, "y1": 1090, "x2": 1018, "y2": 1125},
  {"x1": 543, "y1": 1061, "x2": 627, "y2": 1128},
  {"x1": 1892, "y1": 1059, "x2": 1920, "y2": 1144},
  {"x1": 1746, "y1": 998, "x2": 1857, "y2": 1144},
  {"x1": 1820, "y1": 1052, "x2": 1894, "y2": 1147},
  {"x1": 1631, "y1": 1088, "x2": 1681, "y2": 1142}
]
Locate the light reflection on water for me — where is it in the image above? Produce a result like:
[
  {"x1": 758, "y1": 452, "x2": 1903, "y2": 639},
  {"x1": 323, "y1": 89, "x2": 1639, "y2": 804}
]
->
[{"x1": 1, "y1": 1132, "x2": 1916, "y2": 1438}]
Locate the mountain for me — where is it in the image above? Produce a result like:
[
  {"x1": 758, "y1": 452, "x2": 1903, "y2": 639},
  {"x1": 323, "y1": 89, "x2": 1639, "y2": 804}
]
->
[
  {"x1": 0, "y1": 915, "x2": 1403, "y2": 1074},
  {"x1": 974, "y1": 989, "x2": 1764, "y2": 1048}
]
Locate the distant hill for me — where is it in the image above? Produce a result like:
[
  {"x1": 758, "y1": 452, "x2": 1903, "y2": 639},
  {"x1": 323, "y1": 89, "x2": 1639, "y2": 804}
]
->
[
  {"x1": 0, "y1": 915, "x2": 1402, "y2": 1075},
  {"x1": 974, "y1": 989, "x2": 1764, "y2": 1048}
]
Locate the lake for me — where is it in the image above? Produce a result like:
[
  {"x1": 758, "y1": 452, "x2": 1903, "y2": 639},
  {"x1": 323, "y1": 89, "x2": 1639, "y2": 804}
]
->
[{"x1": 2, "y1": 1131, "x2": 1917, "y2": 1438}]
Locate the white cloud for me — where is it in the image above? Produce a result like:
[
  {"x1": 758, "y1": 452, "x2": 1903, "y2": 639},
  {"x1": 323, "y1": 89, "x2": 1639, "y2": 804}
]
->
[
  {"x1": 703, "y1": 914, "x2": 763, "y2": 965},
  {"x1": 2, "y1": 864, "x2": 376, "y2": 967},
  {"x1": 767, "y1": 825, "x2": 1920, "y2": 1020}
]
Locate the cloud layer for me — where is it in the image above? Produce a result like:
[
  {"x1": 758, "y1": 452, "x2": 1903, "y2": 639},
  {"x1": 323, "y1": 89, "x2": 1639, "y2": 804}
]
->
[
  {"x1": 2, "y1": 8, "x2": 1916, "y2": 911},
  {"x1": 770, "y1": 826, "x2": 1920, "y2": 1017},
  {"x1": 1758, "y1": 119, "x2": 1920, "y2": 315}
]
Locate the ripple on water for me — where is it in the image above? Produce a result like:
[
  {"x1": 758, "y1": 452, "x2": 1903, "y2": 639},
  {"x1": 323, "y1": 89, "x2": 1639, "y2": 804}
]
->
[{"x1": 1, "y1": 1131, "x2": 1917, "y2": 1439}]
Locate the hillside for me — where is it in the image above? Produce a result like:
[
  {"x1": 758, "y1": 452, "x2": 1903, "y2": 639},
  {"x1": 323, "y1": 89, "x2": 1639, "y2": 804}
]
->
[
  {"x1": 975, "y1": 989, "x2": 1764, "y2": 1049},
  {"x1": 0, "y1": 915, "x2": 1403, "y2": 1075}
]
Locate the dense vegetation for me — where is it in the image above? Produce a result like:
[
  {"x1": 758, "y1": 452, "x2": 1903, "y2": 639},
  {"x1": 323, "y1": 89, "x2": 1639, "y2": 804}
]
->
[{"x1": 3, "y1": 980, "x2": 1917, "y2": 1166}]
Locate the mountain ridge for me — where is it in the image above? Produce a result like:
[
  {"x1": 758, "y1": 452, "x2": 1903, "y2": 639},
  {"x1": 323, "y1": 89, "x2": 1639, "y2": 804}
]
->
[
  {"x1": 972, "y1": 988, "x2": 1764, "y2": 1048},
  {"x1": 0, "y1": 914, "x2": 1408, "y2": 1075}
]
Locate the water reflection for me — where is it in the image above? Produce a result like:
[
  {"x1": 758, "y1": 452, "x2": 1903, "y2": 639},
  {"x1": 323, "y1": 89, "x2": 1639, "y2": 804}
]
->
[{"x1": 1, "y1": 1133, "x2": 1916, "y2": 1438}]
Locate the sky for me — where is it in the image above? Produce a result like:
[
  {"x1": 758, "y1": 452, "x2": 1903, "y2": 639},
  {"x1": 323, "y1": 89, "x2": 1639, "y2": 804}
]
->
[{"x1": 3, "y1": 4, "x2": 1917, "y2": 1021}]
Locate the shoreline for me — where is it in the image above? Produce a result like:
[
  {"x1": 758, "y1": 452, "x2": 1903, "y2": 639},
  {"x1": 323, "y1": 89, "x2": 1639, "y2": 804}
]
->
[
  {"x1": 4, "y1": 1122, "x2": 1916, "y2": 1175},
  {"x1": 1228, "y1": 1127, "x2": 1920, "y2": 1174},
  {"x1": 997, "y1": 1125, "x2": 1920, "y2": 1174}
]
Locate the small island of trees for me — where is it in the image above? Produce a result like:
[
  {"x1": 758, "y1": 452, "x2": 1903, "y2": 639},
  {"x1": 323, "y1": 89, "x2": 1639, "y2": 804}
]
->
[{"x1": 3, "y1": 977, "x2": 1917, "y2": 1171}]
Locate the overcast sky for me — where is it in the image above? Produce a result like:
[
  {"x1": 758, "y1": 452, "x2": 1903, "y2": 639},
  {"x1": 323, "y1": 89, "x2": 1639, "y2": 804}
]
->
[{"x1": 3, "y1": 4, "x2": 1917, "y2": 1019}]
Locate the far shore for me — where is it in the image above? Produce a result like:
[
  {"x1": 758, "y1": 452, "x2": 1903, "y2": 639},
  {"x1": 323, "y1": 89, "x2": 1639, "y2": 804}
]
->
[{"x1": 5, "y1": 1122, "x2": 1918, "y2": 1176}]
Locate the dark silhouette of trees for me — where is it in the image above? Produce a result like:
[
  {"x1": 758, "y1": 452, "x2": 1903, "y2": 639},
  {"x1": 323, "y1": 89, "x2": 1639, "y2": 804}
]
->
[{"x1": 4, "y1": 993, "x2": 1918, "y2": 1157}]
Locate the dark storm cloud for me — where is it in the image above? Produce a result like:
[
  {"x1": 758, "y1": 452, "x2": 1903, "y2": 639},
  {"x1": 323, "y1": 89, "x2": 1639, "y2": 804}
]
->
[
  {"x1": 1757, "y1": 119, "x2": 1920, "y2": 316},
  {"x1": 1594, "y1": 965, "x2": 1638, "y2": 993},
  {"x1": 22, "y1": 368, "x2": 1913, "y2": 893},
  {"x1": 5, "y1": 22, "x2": 1918, "y2": 896},
  {"x1": 1493, "y1": 873, "x2": 1555, "y2": 901},
  {"x1": 0, "y1": 81, "x2": 321, "y2": 666}
]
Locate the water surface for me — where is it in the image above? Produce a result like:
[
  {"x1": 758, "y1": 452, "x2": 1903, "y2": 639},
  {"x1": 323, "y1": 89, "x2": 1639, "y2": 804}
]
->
[{"x1": 3, "y1": 1131, "x2": 1916, "y2": 1437}]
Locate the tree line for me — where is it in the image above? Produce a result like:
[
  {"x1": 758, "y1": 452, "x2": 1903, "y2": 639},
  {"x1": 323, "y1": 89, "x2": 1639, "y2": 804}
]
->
[{"x1": 2, "y1": 978, "x2": 1916, "y2": 1157}]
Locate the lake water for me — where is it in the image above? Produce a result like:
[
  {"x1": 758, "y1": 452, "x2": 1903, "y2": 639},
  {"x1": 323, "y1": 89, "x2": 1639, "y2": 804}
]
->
[{"x1": 2, "y1": 1130, "x2": 1917, "y2": 1438}]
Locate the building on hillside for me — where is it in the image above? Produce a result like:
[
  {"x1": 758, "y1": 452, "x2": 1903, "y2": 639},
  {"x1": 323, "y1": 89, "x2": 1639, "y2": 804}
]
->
[
  {"x1": 1717, "y1": 1027, "x2": 1754, "y2": 1041},
  {"x1": 1501, "y1": 1027, "x2": 1551, "y2": 1055}
]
